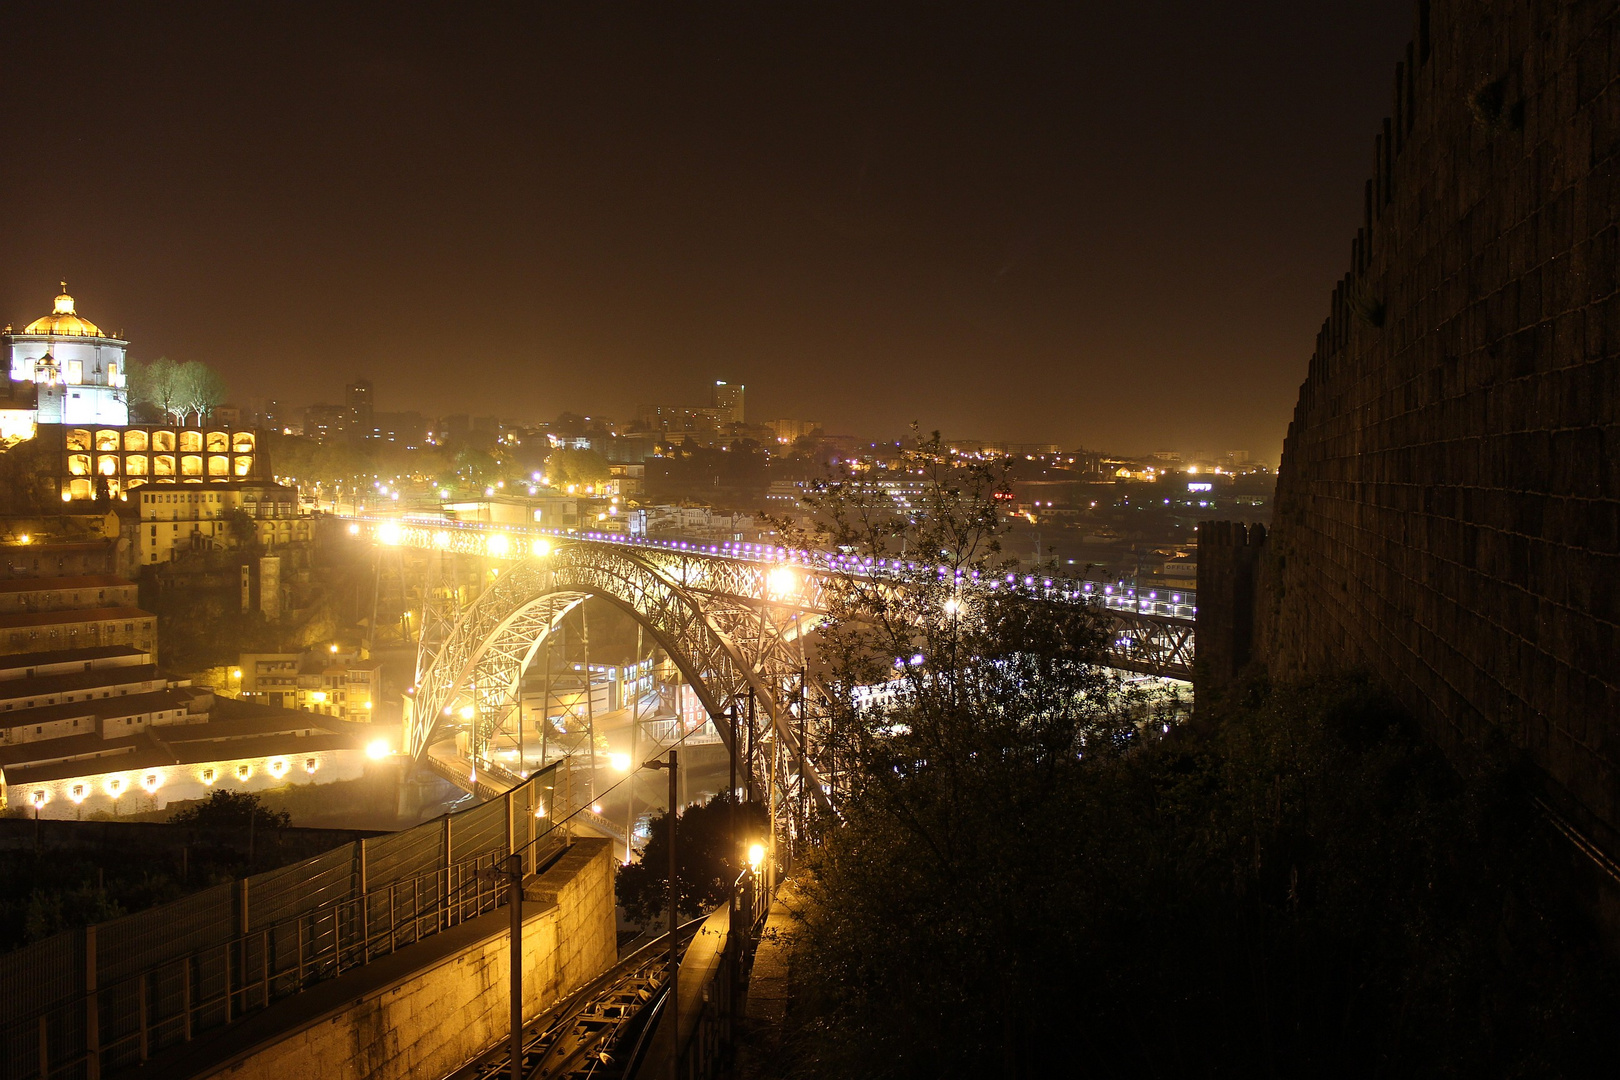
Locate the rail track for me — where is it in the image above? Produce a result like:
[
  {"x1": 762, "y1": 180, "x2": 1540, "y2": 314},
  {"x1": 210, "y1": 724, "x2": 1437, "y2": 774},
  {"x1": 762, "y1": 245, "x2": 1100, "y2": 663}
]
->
[{"x1": 444, "y1": 920, "x2": 703, "y2": 1080}]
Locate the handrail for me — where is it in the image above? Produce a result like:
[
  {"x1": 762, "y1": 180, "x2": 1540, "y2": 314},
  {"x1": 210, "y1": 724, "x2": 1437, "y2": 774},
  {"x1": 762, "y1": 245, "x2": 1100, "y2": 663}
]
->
[
  {"x1": 0, "y1": 832, "x2": 574, "y2": 1080},
  {"x1": 0, "y1": 761, "x2": 577, "y2": 1080}
]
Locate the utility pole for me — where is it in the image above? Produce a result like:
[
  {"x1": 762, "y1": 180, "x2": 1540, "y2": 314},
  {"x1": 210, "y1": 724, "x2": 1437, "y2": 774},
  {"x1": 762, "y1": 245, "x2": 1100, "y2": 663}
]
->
[
  {"x1": 541, "y1": 633, "x2": 551, "y2": 766},
  {"x1": 583, "y1": 606, "x2": 597, "y2": 799},
  {"x1": 507, "y1": 852, "x2": 524, "y2": 1080},
  {"x1": 645, "y1": 750, "x2": 679, "y2": 1080},
  {"x1": 627, "y1": 625, "x2": 643, "y2": 863},
  {"x1": 728, "y1": 705, "x2": 738, "y2": 926}
]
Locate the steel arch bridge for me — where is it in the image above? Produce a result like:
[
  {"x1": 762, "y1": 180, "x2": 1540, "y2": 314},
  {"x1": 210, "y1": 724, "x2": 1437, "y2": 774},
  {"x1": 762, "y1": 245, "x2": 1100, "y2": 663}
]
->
[
  {"x1": 351, "y1": 516, "x2": 1195, "y2": 812},
  {"x1": 404, "y1": 535, "x2": 830, "y2": 807}
]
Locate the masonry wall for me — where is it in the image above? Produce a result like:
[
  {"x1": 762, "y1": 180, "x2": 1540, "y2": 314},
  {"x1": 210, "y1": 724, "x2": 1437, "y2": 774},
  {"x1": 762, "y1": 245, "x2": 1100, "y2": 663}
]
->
[
  {"x1": 1195, "y1": 522, "x2": 1267, "y2": 685},
  {"x1": 209, "y1": 837, "x2": 617, "y2": 1080},
  {"x1": 1241, "y1": 0, "x2": 1620, "y2": 849}
]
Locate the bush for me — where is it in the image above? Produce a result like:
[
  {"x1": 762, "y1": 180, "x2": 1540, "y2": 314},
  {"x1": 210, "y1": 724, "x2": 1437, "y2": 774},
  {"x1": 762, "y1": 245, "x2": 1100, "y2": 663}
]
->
[
  {"x1": 789, "y1": 674, "x2": 1620, "y2": 1078},
  {"x1": 167, "y1": 790, "x2": 291, "y2": 830}
]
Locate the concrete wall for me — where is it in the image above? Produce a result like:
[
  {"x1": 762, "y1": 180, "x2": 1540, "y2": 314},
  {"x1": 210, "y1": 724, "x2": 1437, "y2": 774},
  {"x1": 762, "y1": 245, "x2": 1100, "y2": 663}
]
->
[
  {"x1": 1201, "y1": 1, "x2": 1620, "y2": 850},
  {"x1": 209, "y1": 837, "x2": 617, "y2": 1080}
]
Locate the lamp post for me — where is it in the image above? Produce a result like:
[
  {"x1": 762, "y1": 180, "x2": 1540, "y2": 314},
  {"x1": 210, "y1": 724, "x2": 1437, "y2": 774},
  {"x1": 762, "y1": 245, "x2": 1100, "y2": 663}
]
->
[
  {"x1": 644, "y1": 750, "x2": 679, "y2": 1080},
  {"x1": 507, "y1": 852, "x2": 523, "y2": 1080}
]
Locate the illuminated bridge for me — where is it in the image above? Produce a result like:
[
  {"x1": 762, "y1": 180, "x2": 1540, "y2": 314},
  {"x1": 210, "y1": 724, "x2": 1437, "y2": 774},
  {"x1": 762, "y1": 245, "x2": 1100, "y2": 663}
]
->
[{"x1": 346, "y1": 514, "x2": 1195, "y2": 813}]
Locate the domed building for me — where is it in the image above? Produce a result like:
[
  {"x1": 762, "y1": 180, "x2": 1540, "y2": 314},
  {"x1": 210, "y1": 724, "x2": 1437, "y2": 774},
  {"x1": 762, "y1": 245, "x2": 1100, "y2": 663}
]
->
[{"x1": 5, "y1": 284, "x2": 129, "y2": 426}]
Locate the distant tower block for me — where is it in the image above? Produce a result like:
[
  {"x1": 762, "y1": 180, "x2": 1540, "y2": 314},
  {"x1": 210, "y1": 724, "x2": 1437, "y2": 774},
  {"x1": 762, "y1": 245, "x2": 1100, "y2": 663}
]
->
[{"x1": 713, "y1": 380, "x2": 744, "y2": 424}]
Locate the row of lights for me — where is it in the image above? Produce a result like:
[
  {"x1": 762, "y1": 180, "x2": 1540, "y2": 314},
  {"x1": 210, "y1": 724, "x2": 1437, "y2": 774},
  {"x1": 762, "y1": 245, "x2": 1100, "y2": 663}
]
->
[
  {"x1": 29, "y1": 756, "x2": 325, "y2": 808},
  {"x1": 347, "y1": 514, "x2": 1193, "y2": 614}
]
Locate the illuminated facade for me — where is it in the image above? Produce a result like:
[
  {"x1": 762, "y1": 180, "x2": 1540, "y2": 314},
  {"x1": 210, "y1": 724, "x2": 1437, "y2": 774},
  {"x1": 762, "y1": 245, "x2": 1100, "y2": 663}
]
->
[
  {"x1": 0, "y1": 645, "x2": 372, "y2": 818},
  {"x1": 3, "y1": 285, "x2": 128, "y2": 430},
  {"x1": 237, "y1": 647, "x2": 385, "y2": 721},
  {"x1": 40, "y1": 424, "x2": 261, "y2": 502},
  {"x1": 135, "y1": 480, "x2": 307, "y2": 563}
]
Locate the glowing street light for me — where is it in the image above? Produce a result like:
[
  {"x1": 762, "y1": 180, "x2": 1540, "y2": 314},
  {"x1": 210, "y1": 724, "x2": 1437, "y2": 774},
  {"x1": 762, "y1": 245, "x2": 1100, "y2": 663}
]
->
[{"x1": 765, "y1": 565, "x2": 798, "y2": 598}]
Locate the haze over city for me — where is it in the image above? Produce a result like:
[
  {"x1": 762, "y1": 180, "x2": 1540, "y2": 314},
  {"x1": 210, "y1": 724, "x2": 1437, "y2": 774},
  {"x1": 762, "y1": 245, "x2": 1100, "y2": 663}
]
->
[
  {"x1": 0, "y1": 1, "x2": 1412, "y2": 459},
  {"x1": 2, "y1": 3, "x2": 1617, "y2": 1077}
]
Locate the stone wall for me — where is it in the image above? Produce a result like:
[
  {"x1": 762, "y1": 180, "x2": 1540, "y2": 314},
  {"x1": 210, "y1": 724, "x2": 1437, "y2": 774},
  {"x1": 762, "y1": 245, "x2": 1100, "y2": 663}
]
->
[
  {"x1": 1205, "y1": 0, "x2": 1620, "y2": 850},
  {"x1": 1194, "y1": 521, "x2": 1267, "y2": 686},
  {"x1": 208, "y1": 837, "x2": 617, "y2": 1080}
]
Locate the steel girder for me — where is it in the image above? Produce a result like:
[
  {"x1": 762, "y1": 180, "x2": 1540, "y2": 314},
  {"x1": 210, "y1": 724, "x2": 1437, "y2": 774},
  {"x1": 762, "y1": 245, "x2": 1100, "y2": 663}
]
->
[
  {"x1": 1104, "y1": 608, "x2": 1196, "y2": 680},
  {"x1": 408, "y1": 541, "x2": 830, "y2": 810}
]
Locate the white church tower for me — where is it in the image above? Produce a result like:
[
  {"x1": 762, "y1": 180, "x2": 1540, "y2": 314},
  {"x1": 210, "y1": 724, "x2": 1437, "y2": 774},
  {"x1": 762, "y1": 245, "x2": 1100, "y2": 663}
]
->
[{"x1": 5, "y1": 283, "x2": 129, "y2": 425}]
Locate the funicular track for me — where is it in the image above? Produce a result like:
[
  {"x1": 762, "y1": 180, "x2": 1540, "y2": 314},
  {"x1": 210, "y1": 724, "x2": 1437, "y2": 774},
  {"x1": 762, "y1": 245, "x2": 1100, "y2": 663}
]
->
[{"x1": 445, "y1": 919, "x2": 705, "y2": 1080}]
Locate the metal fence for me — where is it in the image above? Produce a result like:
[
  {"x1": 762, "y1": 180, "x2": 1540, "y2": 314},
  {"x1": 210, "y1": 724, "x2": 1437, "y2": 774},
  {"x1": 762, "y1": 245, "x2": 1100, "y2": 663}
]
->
[{"x1": 0, "y1": 761, "x2": 571, "y2": 1080}]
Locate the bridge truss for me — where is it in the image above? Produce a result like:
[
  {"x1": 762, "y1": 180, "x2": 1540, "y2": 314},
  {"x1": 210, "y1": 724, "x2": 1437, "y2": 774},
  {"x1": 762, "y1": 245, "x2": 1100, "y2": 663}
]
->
[{"x1": 357, "y1": 517, "x2": 1194, "y2": 822}]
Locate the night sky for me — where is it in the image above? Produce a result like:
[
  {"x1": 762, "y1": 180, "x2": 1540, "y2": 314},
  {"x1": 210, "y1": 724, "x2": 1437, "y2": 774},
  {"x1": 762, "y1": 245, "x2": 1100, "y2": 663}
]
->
[{"x1": 1, "y1": 2, "x2": 1413, "y2": 460}]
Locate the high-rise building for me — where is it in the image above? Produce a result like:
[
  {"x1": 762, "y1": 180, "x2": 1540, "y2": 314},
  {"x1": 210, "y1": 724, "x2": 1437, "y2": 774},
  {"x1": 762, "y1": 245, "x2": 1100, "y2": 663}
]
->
[
  {"x1": 713, "y1": 381, "x2": 744, "y2": 424},
  {"x1": 345, "y1": 378, "x2": 374, "y2": 432}
]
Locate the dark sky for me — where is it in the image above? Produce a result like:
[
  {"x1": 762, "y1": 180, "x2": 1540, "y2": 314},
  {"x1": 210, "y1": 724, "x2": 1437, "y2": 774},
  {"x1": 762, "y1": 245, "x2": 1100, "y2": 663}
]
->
[{"x1": 0, "y1": 2, "x2": 1414, "y2": 460}]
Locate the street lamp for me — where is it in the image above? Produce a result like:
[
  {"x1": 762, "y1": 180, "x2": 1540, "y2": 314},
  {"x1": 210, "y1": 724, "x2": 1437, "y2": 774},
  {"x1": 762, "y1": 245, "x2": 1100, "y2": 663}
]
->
[{"x1": 643, "y1": 749, "x2": 680, "y2": 1073}]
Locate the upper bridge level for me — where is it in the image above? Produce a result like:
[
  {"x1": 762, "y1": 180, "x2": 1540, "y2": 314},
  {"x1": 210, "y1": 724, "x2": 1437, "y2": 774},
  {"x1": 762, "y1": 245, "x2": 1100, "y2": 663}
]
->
[{"x1": 342, "y1": 513, "x2": 1198, "y2": 623}]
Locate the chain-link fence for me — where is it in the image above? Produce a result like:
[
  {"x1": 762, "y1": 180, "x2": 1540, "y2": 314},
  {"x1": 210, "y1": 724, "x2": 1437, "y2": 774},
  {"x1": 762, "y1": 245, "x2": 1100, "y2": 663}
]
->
[{"x1": 0, "y1": 760, "x2": 570, "y2": 1080}]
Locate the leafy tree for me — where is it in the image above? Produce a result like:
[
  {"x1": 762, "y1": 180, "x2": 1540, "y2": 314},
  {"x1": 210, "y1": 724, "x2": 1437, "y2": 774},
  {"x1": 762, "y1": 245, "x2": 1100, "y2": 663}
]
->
[
  {"x1": 168, "y1": 790, "x2": 291, "y2": 830},
  {"x1": 616, "y1": 792, "x2": 769, "y2": 924},
  {"x1": 778, "y1": 430, "x2": 1134, "y2": 1075},
  {"x1": 454, "y1": 446, "x2": 497, "y2": 487},
  {"x1": 127, "y1": 356, "x2": 183, "y2": 423},
  {"x1": 226, "y1": 507, "x2": 260, "y2": 548},
  {"x1": 0, "y1": 437, "x2": 55, "y2": 511},
  {"x1": 127, "y1": 356, "x2": 225, "y2": 424},
  {"x1": 173, "y1": 359, "x2": 227, "y2": 424},
  {"x1": 780, "y1": 435, "x2": 1620, "y2": 1077},
  {"x1": 546, "y1": 447, "x2": 610, "y2": 488}
]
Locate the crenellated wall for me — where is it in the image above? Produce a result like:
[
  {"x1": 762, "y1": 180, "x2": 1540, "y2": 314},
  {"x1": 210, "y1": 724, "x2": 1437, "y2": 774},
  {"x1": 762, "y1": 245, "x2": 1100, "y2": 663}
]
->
[
  {"x1": 1194, "y1": 521, "x2": 1267, "y2": 685},
  {"x1": 1202, "y1": 0, "x2": 1620, "y2": 850}
]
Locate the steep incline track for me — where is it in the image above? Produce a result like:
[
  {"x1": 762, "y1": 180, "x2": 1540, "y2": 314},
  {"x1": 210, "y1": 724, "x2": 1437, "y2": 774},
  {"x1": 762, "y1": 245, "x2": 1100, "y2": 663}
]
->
[{"x1": 444, "y1": 921, "x2": 703, "y2": 1080}]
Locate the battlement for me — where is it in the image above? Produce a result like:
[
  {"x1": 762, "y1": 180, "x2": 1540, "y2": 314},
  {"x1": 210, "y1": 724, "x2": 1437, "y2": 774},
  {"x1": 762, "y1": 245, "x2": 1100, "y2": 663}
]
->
[{"x1": 1216, "y1": 0, "x2": 1620, "y2": 855}]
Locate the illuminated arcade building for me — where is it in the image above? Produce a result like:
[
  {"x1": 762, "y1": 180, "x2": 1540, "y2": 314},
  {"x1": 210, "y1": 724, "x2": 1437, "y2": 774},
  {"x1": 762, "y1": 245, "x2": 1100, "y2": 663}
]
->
[
  {"x1": 4, "y1": 284, "x2": 128, "y2": 429},
  {"x1": 54, "y1": 425, "x2": 260, "y2": 502},
  {"x1": 0, "y1": 286, "x2": 265, "y2": 501}
]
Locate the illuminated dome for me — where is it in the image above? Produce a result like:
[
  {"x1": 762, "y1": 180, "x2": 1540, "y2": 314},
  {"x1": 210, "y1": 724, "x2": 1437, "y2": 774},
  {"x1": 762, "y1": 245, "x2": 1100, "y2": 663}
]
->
[{"x1": 23, "y1": 283, "x2": 105, "y2": 337}]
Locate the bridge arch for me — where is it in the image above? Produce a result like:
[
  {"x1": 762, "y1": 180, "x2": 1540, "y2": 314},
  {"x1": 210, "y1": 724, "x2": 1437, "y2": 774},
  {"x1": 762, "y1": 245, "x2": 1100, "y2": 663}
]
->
[{"x1": 408, "y1": 542, "x2": 829, "y2": 807}]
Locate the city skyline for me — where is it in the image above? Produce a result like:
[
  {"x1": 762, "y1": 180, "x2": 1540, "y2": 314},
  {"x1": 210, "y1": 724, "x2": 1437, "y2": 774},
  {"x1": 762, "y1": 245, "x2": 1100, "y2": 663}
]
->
[{"x1": 0, "y1": 2, "x2": 1412, "y2": 458}]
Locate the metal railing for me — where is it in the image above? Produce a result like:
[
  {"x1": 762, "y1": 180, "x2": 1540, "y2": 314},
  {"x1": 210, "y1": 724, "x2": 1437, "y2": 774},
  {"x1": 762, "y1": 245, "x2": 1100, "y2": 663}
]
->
[
  {"x1": 630, "y1": 870, "x2": 772, "y2": 1080},
  {"x1": 0, "y1": 761, "x2": 572, "y2": 1080}
]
